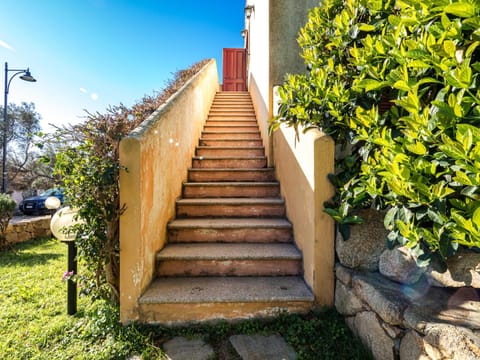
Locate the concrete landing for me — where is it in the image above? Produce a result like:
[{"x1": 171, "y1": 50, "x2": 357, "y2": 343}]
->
[{"x1": 140, "y1": 276, "x2": 313, "y2": 304}]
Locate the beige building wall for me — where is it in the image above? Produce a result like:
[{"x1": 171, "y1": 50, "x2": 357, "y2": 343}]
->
[
  {"x1": 245, "y1": 0, "x2": 335, "y2": 306},
  {"x1": 245, "y1": 0, "x2": 270, "y2": 163},
  {"x1": 245, "y1": 0, "x2": 317, "y2": 165}
]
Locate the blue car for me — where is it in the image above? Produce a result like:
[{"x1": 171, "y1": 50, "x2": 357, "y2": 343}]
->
[{"x1": 19, "y1": 188, "x2": 64, "y2": 215}]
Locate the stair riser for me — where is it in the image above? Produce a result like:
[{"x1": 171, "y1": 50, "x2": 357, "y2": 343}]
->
[
  {"x1": 138, "y1": 301, "x2": 313, "y2": 325},
  {"x1": 183, "y1": 185, "x2": 280, "y2": 198},
  {"x1": 188, "y1": 170, "x2": 276, "y2": 182},
  {"x1": 168, "y1": 227, "x2": 292, "y2": 243},
  {"x1": 176, "y1": 204, "x2": 285, "y2": 218},
  {"x1": 192, "y1": 158, "x2": 267, "y2": 169},
  {"x1": 203, "y1": 126, "x2": 259, "y2": 132},
  {"x1": 156, "y1": 260, "x2": 302, "y2": 277},
  {"x1": 199, "y1": 139, "x2": 263, "y2": 147},
  {"x1": 202, "y1": 132, "x2": 261, "y2": 140},
  {"x1": 196, "y1": 148, "x2": 264, "y2": 157}
]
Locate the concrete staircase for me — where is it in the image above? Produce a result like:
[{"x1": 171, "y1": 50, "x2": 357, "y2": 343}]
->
[{"x1": 138, "y1": 92, "x2": 314, "y2": 324}]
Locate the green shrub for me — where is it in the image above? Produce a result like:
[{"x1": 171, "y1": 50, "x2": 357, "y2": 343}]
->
[
  {"x1": 0, "y1": 193, "x2": 16, "y2": 250},
  {"x1": 272, "y1": 0, "x2": 480, "y2": 269}
]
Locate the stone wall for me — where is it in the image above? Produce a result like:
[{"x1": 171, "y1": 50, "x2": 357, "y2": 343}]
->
[
  {"x1": 335, "y1": 209, "x2": 480, "y2": 360},
  {"x1": 6, "y1": 216, "x2": 52, "y2": 245}
]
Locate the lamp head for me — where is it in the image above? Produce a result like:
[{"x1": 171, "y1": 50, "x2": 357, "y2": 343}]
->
[
  {"x1": 50, "y1": 206, "x2": 84, "y2": 242},
  {"x1": 20, "y1": 69, "x2": 36, "y2": 82},
  {"x1": 45, "y1": 196, "x2": 61, "y2": 210},
  {"x1": 244, "y1": 5, "x2": 254, "y2": 19}
]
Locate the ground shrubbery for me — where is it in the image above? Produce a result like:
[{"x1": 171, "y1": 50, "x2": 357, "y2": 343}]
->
[
  {"x1": 272, "y1": 0, "x2": 480, "y2": 269},
  {"x1": 0, "y1": 193, "x2": 17, "y2": 250}
]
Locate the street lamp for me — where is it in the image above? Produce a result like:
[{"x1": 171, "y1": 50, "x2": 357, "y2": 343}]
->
[
  {"x1": 50, "y1": 206, "x2": 84, "y2": 315},
  {"x1": 3, "y1": 62, "x2": 36, "y2": 193},
  {"x1": 244, "y1": 5, "x2": 255, "y2": 19}
]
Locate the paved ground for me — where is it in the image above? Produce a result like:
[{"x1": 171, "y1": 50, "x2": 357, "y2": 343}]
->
[
  {"x1": 10, "y1": 214, "x2": 50, "y2": 224},
  {"x1": 159, "y1": 334, "x2": 296, "y2": 360}
]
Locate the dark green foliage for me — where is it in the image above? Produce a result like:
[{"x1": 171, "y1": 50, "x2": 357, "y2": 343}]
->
[
  {"x1": 138, "y1": 309, "x2": 373, "y2": 360},
  {"x1": 0, "y1": 193, "x2": 16, "y2": 250},
  {"x1": 272, "y1": 0, "x2": 480, "y2": 269}
]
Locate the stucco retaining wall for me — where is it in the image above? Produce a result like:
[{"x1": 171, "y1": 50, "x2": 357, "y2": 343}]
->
[{"x1": 119, "y1": 59, "x2": 219, "y2": 323}]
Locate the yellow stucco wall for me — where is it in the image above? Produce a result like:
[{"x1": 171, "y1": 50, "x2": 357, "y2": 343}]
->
[
  {"x1": 119, "y1": 59, "x2": 219, "y2": 323},
  {"x1": 273, "y1": 124, "x2": 335, "y2": 306}
]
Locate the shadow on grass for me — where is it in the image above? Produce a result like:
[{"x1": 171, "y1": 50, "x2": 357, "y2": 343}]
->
[{"x1": 0, "y1": 237, "x2": 63, "y2": 268}]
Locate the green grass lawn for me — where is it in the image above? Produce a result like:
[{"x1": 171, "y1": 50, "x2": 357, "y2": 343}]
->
[{"x1": 0, "y1": 238, "x2": 371, "y2": 360}]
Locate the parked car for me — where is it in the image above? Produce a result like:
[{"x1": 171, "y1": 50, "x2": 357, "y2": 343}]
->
[{"x1": 19, "y1": 188, "x2": 65, "y2": 215}]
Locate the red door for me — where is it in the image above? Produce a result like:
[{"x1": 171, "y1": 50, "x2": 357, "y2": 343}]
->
[{"x1": 222, "y1": 48, "x2": 247, "y2": 91}]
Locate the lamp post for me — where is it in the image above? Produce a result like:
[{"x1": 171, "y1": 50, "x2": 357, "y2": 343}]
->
[
  {"x1": 50, "y1": 205, "x2": 83, "y2": 315},
  {"x1": 3, "y1": 62, "x2": 36, "y2": 193}
]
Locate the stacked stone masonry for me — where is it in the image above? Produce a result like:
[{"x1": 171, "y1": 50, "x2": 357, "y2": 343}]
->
[
  {"x1": 6, "y1": 216, "x2": 51, "y2": 245},
  {"x1": 335, "y1": 209, "x2": 480, "y2": 360}
]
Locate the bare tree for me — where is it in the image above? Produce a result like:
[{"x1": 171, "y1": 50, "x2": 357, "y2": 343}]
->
[{"x1": 0, "y1": 102, "x2": 55, "y2": 191}]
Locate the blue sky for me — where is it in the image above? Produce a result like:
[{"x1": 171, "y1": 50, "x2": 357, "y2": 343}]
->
[{"x1": 1, "y1": 0, "x2": 245, "y2": 131}]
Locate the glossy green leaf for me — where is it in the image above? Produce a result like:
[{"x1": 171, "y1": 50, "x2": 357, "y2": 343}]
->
[
  {"x1": 444, "y1": 3, "x2": 477, "y2": 18},
  {"x1": 405, "y1": 141, "x2": 427, "y2": 155}
]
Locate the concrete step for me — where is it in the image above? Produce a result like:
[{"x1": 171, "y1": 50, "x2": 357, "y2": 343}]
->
[
  {"x1": 138, "y1": 276, "x2": 314, "y2": 324},
  {"x1": 182, "y1": 182, "x2": 280, "y2": 198},
  {"x1": 196, "y1": 147, "x2": 265, "y2": 157},
  {"x1": 188, "y1": 168, "x2": 276, "y2": 182},
  {"x1": 192, "y1": 156, "x2": 267, "y2": 169},
  {"x1": 201, "y1": 131, "x2": 261, "y2": 140},
  {"x1": 210, "y1": 106, "x2": 254, "y2": 111},
  {"x1": 203, "y1": 125, "x2": 259, "y2": 132},
  {"x1": 205, "y1": 120, "x2": 258, "y2": 126},
  {"x1": 212, "y1": 102, "x2": 252, "y2": 106},
  {"x1": 156, "y1": 243, "x2": 302, "y2": 276},
  {"x1": 213, "y1": 97, "x2": 251, "y2": 101},
  {"x1": 176, "y1": 198, "x2": 285, "y2": 218},
  {"x1": 215, "y1": 92, "x2": 250, "y2": 97},
  {"x1": 168, "y1": 218, "x2": 293, "y2": 243},
  {"x1": 199, "y1": 138, "x2": 263, "y2": 147},
  {"x1": 209, "y1": 111, "x2": 256, "y2": 117},
  {"x1": 208, "y1": 114, "x2": 257, "y2": 120}
]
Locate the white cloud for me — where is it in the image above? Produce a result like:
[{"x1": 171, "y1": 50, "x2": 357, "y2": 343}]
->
[
  {"x1": 0, "y1": 40, "x2": 15, "y2": 52},
  {"x1": 90, "y1": 93, "x2": 99, "y2": 101},
  {"x1": 79, "y1": 87, "x2": 88, "y2": 93}
]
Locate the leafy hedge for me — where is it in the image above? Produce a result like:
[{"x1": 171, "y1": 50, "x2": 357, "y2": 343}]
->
[
  {"x1": 272, "y1": 0, "x2": 479, "y2": 269},
  {"x1": 0, "y1": 194, "x2": 16, "y2": 250},
  {"x1": 51, "y1": 60, "x2": 210, "y2": 302}
]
